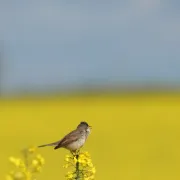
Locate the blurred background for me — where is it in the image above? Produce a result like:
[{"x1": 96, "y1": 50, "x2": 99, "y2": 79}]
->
[{"x1": 1, "y1": 0, "x2": 180, "y2": 179}]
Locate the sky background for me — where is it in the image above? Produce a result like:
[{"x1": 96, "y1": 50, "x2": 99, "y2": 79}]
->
[{"x1": 0, "y1": 0, "x2": 180, "y2": 93}]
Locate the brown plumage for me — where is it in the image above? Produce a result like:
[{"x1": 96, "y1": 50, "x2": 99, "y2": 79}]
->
[{"x1": 38, "y1": 122, "x2": 91, "y2": 152}]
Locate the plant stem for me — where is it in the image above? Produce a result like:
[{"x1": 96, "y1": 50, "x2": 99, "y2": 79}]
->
[
  {"x1": 75, "y1": 154, "x2": 80, "y2": 180},
  {"x1": 22, "y1": 148, "x2": 29, "y2": 168}
]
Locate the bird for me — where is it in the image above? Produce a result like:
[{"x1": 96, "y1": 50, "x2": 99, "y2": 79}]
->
[{"x1": 38, "y1": 121, "x2": 91, "y2": 153}]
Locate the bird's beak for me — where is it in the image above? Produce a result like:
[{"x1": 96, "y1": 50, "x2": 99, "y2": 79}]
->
[{"x1": 89, "y1": 125, "x2": 92, "y2": 129}]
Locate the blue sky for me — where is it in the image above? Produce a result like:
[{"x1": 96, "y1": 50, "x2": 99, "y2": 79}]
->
[{"x1": 0, "y1": 0, "x2": 180, "y2": 93}]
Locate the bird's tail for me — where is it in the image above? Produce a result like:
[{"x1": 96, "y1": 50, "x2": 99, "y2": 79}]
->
[{"x1": 38, "y1": 142, "x2": 58, "y2": 148}]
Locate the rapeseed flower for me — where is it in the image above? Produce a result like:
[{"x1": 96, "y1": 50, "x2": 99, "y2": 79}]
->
[
  {"x1": 6, "y1": 146, "x2": 45, "y2": 180},
  {"x1": 63, "y1": 151, "x2": 96, "y2": 180}
]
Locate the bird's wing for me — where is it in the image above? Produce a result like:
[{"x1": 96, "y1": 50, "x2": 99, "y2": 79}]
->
[{"x1": 54, "y1": 130, "x2": 81, "y2": 149}]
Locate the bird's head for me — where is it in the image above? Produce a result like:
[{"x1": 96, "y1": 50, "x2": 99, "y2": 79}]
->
[{"x1": 77, "y1": 121, "x2": 92, "y2": 134}]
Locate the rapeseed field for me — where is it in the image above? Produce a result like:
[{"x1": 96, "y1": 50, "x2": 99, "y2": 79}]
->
[{"x1": 1, "y1": 93, "x2": 180, "y2": 180}]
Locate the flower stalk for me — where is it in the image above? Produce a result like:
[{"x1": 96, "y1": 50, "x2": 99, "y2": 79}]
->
[
  {"x1": 6, "y1": 146, "x2": 45, "y2": 180},
  {"x1": 63, "y1": 151, "x2": 96, "y2": 180},
  {"x1": 75, "y1": 154, "x2": 80, "y2": 180}
]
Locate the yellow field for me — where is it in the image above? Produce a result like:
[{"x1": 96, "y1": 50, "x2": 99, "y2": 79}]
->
[{"x1": 1, "y1": 93, "x2": 180, "y2": 180}]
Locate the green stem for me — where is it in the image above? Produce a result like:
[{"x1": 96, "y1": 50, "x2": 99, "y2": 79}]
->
[
  {"x1": 75, "y1": 154, "x2": 80, "y2": 180},
  {"x1": 22, "y1": 148, "x2": 29, "y2": 168}
]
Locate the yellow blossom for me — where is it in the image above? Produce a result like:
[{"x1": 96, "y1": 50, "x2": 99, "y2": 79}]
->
[
  {"x1": 6, "y1": 146, "x2": 45, "y2": 180},
  {"x1": 63, "y1": 151, "x2": 95, "y2": 180},
  {"x1": 6, "y1": 175, "x2": 13, "y2": 180},
  {"x1": 13, "y1": 172, "x2": 25, "y2": 180},
  {"x1": 73, "y1": 157, "x2": 77, "y2": 163},
  {"x1": 32, "y1": 160, "x2": 38, "y2": 166},
  {"x1": 63, "y1": 164, "x2": 69, "y2": 168},
  {"x1": 36, "y1": 154, "x2": 45, "y2": 165},
  {"x1": 67, "y1": 172, "x2": 74, "y2": 179},
  {"x1": 28, "y1": 146, "x2": 37, "y2": 153},
  {"x1": 91, "y1": 167, "x2": 96, "y2": 174},
  {"x1": 9, "y1": 157, "x2": 22, "y2": 167}
]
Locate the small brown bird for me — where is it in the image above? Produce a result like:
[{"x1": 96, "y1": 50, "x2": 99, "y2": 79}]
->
[{"x1": 38, "y1": 122, "x2": 91, "y2": 152}]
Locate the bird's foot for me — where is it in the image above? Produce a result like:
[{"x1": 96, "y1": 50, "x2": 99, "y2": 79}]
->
[{"x1": 70, "y1": 149, "x2": 80, "y2": 157}]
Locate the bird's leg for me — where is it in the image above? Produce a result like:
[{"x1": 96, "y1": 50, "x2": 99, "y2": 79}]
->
[
  {"x1": 70, "y1": 150, "x2": 76, "y2": 156},
  {"x1": 76, "y1": 149, "x2": 80, "y2": 155},
  {"x1": 70, "y1": 149, "x2": 81, "y2": 157}
]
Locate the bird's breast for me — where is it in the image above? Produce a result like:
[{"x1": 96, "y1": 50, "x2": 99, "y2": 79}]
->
[{"x1": 66, "y1": 136, "x2": 86, "y2": 151}]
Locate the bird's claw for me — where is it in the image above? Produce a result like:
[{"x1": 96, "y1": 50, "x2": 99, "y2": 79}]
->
[{"x1": 70, "y1": 149, "x2": 80, "y2": 156}]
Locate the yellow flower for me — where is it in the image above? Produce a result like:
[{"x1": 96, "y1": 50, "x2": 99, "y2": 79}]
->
[
  {"x1": 79, "y1": 154, "x2": 85, "y2": 159},
  {"x1": 66, "y1": 172, "x2": 74, "y2": 179},
  {"x1": 67, "y1": 173, "x2": 73, "y2": 178},
  {"x1": 84, "y1": 152, "x2": 90, "y2": 158},
  {"x1": 91, "y1": 167, "x2": 96, "y2": 174},
  {"x1": 7, "y1": 147, "x2": 45, "y2": 180},
  {"x1": 78, "y1": 158, "x2": 86, "y2": 164},
  {"x1": 34, "y1": 166, "x2": 42, "y2": 173},
  {"x1": 63, "y1": 164, "x2": 69, "y2": 168},
  {"x1": 87, "y1": 162, "x2": 93, "y2": 168},
  {"x1": 6, "y1": 175, "x2": 13, "y2": 180},
  {"x1": 13, "y1": 172, "x2": 25, "y2": 180},
  {"x1": 28, "y1": 146, "x2": 37, "y2": 153},
  {"x1": 24, "y1": 171, "x2": 32, "y2": 180},
  {"x1": 32, "y1": 159, "x2": 39, "y2": 166},
  {"x1": 36, "y1": 154, "x2": 45, "y2": 165},
  {"x1": 9, "y1": 157, "x2": 22, "y2": 167},
  {"x1": 65, "y1": 157, "x2": 70, "y2": 162},
  {"x1": 65, "y1": 155, "x2": 71, "y2": 159},
  {"x1": 84, "y1": 178, "x2": 90, "y2": 180},
  {"x1": 63, "y1": 151, "x2": 95, "y2": 180},
  {"x1": 73, "y1": 157, "x2": 77, "y2": 163}
]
